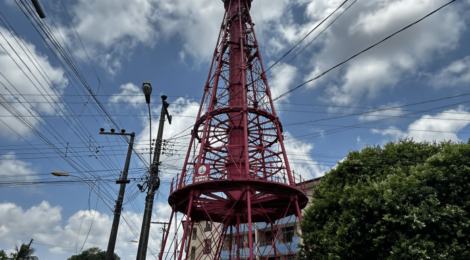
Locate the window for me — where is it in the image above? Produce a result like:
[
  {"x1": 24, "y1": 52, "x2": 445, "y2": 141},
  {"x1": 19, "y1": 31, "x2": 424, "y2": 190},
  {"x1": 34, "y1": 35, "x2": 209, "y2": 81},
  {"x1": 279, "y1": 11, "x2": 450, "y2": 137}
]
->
[
  {"x1": 192, "y1": 228, "x2": 197, "y2": 240},
  {"x1": 282, "y1": 226, "x2": 294, "y2": 243},
  {"x1": 203, "y1": 239, "x2": 211, "y2": 254},
  {"x1": 190, "y1": 247, "x2": 196, "y2": 260},
  {"x1": 204, "y1": 221, "x2": 212, "y2": 232},
  {"x1": 260, "y1": 230, "x2": 273, "y2": 247},
  {"x1": 223, "y1": 239, "x2": 229, "y2": 251},
  {"x1": 223, "y1": 235, "x2": 237, "y2": 251}
]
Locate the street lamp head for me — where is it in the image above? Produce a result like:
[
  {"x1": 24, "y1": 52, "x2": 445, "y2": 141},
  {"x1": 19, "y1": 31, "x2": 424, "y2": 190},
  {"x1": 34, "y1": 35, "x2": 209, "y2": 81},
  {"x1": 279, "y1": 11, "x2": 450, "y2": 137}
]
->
[
  {"x1": 161, "y1": 95, "x2": 167, "y2": 101},
  {"x1": 51, "y1": 171, "x2": 69, "y2": 177},
  {"x1": 100, "y1": 128, "x2": 105, "y2": 133},
  {"x1": 142, "y1": 82, "x2": 152, "y2": 94},
  {"x1": 142, "y1": 82, "x2": 152, "y2": 104}
]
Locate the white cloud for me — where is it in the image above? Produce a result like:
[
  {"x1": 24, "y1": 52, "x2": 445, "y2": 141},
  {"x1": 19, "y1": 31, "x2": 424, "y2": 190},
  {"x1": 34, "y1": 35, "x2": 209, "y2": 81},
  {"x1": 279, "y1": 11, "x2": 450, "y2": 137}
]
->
[
  {"x1": 0, "y1": 201, "x2": 62, "y2": 245},
  {"x1": 358, "y1": 102, "x2": 404, "y2": 121},
  {"x1": 431, "y1": 56, "x2": 470, "y2": 87},
  {"x1": 4, "y1": 0, "x2": 14, "y2": 6},
  {"x1": 270, "y1": 63, "x2": 298, "y2": 97},
  {"x1": 283, "y1": 131, "x2": 328, "y2": 179},
  {"x1": 253, "y1": 0, "x2": 345, "y2": 56},
  {"x1": 0, "y1": 26, "x2": 67, "y2": 139},
  {"x1": 152, "y1": 0, "x2": 223, "y2": 63},
  {"x1": 0, "y1": 201, "x2": 172, "y2": 259},
  {"x1": 60, "y1": 0, "x2": 270, "y2": 70},
  {"x1": 155, "y1": 0, "x2": 312, "y2": 63},
  {"x1": 38, "y1": 0, "x2": 469, "y2": 94},
  {"x1": 322, "y1": 0, "x2": 464, "y2": 105},
  {"x1": 0, "y1": 152, "x2": 38, "y2": 184},
  {"x1": 70, "y1": 0, "x2": 157, "y2": 49},
  {"x1": 109, "y1": 83, "x2": 143, "y2": 108},
  {"x1": 58, "y1": 0, "x2": 159, "y2": 74},
  {"x1": 371, "y1": 106, "x2": 470, "y2": 142},
  {"x1": 263, "y1": 0, "x2": 466, "y2": 105},
  {"x1": 251, "y1": 0, "x2": 291, "y2": 23},
  {"x1": 250, "y1": 0, "x2": 300, "y2": 54},
  {"x1": 155, "y1": 0, "x2": 298, "y2": 63},
  {"x1": 65, "y1": 0, "x2": 224, "y2": 66},
  {"x1": 63, "y1": 0, "x2": 301, "y2": 68},
  {"x1": 371, "y1": 126, "x2": 405, "y2": 140},
  {"x1": 270, "y1": 63, "x2": 298, "y2": 110}
]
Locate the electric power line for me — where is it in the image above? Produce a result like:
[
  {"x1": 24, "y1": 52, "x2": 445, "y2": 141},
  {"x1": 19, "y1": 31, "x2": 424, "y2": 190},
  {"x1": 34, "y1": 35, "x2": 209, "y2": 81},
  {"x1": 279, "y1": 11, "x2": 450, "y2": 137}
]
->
[{"x1": 271, "y1": 0, "x2": 457, "y2": 102}]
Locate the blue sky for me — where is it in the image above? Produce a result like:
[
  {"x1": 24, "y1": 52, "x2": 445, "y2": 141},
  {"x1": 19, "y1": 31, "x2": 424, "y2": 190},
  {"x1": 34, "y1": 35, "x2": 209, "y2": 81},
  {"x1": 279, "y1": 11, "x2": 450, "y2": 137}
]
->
[{"x1": 1, "y1": 0, "x2": 470, "y2": 259}]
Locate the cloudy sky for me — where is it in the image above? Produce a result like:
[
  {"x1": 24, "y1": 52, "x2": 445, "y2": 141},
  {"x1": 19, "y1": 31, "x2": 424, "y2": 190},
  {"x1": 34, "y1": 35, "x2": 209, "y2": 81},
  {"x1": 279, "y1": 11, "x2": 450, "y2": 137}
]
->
[{"x1": 1, "y1": 0, "x2": 469, "y2": 259}]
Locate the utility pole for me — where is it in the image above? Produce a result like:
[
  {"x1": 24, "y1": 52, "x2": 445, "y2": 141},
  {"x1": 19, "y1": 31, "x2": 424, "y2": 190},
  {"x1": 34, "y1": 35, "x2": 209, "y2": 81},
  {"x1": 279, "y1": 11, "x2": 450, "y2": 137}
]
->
[
  {"x1": 136, "y1": 95, "x2": 172, "y2": 260},
  {"x1": 152, "y1": 221, "x2": 169, "y2": 258},
  {"x1": 101, "y1": 128, "x2": 135, "y2": 260}
]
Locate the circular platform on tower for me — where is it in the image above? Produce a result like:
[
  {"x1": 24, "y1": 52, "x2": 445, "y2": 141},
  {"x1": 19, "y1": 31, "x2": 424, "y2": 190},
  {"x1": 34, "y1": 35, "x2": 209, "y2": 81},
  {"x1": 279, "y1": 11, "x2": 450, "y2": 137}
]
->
[{"x1": 168, "y1": 179, "x2": 308, "y2": 223}]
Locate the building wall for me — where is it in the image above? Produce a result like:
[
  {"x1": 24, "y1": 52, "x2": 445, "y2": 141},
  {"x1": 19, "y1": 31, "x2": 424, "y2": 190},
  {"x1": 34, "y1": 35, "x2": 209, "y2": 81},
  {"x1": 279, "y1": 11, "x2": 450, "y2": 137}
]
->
[
  {"x1": 186, "y1": 221, "x2": 218, "y2": 260},
  {"x1": 297, "y1": 176, "x2": 322, "y2": 247}
]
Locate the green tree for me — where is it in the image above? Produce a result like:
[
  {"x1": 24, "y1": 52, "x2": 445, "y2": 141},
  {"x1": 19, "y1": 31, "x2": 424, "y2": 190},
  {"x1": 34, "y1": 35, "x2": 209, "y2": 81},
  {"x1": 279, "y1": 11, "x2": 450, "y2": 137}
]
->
[
  {"x1": 0, "y1": 250, "x2": 8, "y2": 260},
  {"x1": 67, "y1": 247, "x2": 120, "y2": 260},
  {"x1": 10, "y1": 240, "x2": 38, "y2": 260},
  {"x1": 299, "y1": 140, "x2": 470, "y2": 260}
]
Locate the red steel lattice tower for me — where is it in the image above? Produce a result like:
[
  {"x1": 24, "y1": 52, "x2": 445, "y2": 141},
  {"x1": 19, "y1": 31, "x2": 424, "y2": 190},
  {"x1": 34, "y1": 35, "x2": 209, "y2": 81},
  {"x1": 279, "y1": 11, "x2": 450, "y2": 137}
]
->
[{"x1": 161, "y1": 0, "x2": 308, "y2": 259}]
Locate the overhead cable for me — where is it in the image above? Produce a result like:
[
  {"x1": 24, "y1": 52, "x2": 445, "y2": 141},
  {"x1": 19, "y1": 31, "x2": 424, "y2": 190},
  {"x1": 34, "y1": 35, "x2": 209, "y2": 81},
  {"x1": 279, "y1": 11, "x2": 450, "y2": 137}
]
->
[{"x1": 272, "y1": 0, "x2": 457, "y2": 102}]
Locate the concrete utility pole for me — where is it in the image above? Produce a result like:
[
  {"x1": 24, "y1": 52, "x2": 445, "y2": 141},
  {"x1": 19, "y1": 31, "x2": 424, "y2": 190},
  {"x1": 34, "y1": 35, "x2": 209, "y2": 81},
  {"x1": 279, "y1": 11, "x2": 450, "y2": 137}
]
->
[
  {"x1": 152, "y1": 221, "x2": 169, "y2": 258},
  {"x1": 101, "y1": 129, "x2": 135, "y2": 260},
  {"x1": 136, "y1": 95, "x2": 172, "y2": 260}
]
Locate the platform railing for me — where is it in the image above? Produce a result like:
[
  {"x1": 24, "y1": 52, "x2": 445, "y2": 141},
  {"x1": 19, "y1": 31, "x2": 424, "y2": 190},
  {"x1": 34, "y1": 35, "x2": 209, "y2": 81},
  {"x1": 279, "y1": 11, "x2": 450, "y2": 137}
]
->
[{"x1": 171, "y1": 167, "x2": 307, "y2": 195}]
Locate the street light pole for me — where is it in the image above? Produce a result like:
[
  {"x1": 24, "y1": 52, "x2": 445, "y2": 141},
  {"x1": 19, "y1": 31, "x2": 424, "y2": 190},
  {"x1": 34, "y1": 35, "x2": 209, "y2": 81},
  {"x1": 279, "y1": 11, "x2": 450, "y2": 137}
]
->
[
  {"x1": 136, "y1": 94, "x2": 172, "y2": 260},
  {"x1": 151, "y1": 221, "x2": 169, "y2": 258},
  {"x1": 100, "y1": 129, "x2": 136, "y2": 260}
]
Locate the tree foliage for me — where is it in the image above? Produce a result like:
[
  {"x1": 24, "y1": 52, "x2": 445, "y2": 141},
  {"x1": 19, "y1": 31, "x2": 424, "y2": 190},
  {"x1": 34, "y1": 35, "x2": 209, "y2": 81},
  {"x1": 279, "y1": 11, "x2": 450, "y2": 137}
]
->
[
  {"x1": 9, "y1": 242, "x2": 38, "y2": 260},
  {"x1": 299, "y1": 139, "x2": 470, "y2": 260},
  {"x1": 0, "y1": 250, "x2": 8, "y2": 260},
  {"x1": 67, "y1": 247, "x2": 120, "y2": 260}
]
